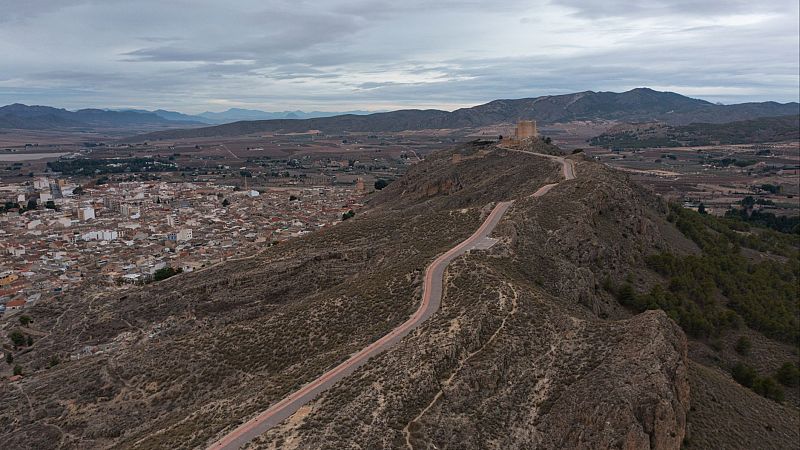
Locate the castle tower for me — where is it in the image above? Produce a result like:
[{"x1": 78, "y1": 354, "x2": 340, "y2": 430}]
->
[{"x1": 515, "y1": 120, "x2": 538, "y2": 139}]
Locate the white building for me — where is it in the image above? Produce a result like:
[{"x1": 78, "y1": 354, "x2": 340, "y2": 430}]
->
[
  {"x1": 39, "y1": 192, "x2": 53, "y2": 203},
  {"x1": 121, "y1": 204, "x2": 140, "y2": 218},
  {"x1": 77, "y1": 206, "x2": 96, "y2": 221},
  {"x1": 167, "y1": 228, "x2": 193, "y2": 242},
  {"x1": 177, "y1": 228, "x2": 193, "y2": 241},
  {"x1": 82, "y1": 230, "x2": 120, "y2": 241},
  {"x1": 34, "y1": 178, "x2": 50, "y2": 190}
]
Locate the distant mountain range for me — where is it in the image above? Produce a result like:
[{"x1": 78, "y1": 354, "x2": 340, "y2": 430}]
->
[
  {"x1": 0, "y1": 104, "x2": 199, "y2": 130},
  {"x1": 0, "y1": 104, "x2": 378, "y2": 130},
  {"x1": 3, "y1": 89, "x2": 798, "y2": 136},
  {"x1": 120, "y1": 107, "x2": 378, "y2": 124},
  {"x1": 128, "y1": 88, "x2": 800, "y2": 141}
]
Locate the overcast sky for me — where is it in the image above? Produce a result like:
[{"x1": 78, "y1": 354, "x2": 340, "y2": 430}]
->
[{"x1": 1, "y1": 0, "x2": 798, "y2": 113}]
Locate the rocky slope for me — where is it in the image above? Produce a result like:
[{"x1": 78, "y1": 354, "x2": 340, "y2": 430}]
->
[
  {"x1": 2, "y1": 140, "x2": 796, "y2": 449},
  {"x1": 247, "y1": 147, "x2": 694, "y2": 450},
  {"x1": 590, "y1": 114, "x2": 800, "y2": 148}
]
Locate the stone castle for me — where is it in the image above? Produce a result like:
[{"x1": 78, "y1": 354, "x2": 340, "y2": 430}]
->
[{"x1": 514, "y1": 120, "x2": 538, "y2": 139}]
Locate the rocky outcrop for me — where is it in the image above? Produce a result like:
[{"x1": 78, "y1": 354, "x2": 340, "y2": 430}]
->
[
  {"x1": 252, "y1": 261, "x2": 689, "y2": 450},
  {"x1": 531, "y1": 310, "x2": 689, "y2": 450}
]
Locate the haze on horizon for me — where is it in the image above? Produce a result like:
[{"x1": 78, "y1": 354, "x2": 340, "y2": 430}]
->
[{"x1": 1, "y1": 0, "x2": 798, "y2": 114}]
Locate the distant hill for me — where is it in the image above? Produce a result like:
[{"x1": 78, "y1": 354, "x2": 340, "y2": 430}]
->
[
  {"x1": 121, "y1": 108, "x2": 211, "y2": 124},
  {"x1": 117, "y1": 107, "x2": 378, "y2": 125},
  {"x1": 0, "y1": 103, "x2": 201, "y2": 130},
  {"x1": 590, "y1": 115, "x2": 800, "y2": 148},
  {"x1": 196, "y1": 108, "x2": 376, "y2": 124},
  {"x1": 126, "y1": 88, "x2": 800, "y2": 141}
]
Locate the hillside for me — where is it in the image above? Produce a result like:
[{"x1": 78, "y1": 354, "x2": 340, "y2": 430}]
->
[
  {"x1": 0, "y1": 140, "x2": 797, "y2": 449},
  {"x1": 0, "y1": 104, "x2": 204, "y2": 130},
  {"x1": 125, "y1": 88, "x2": 799, "y2": 141},
  {"x1": 118, "y1": 108, "x2": 379, "y2": 125},
  {"x1": 590, "y1": 115, "x2": 800, "y2": 148}
]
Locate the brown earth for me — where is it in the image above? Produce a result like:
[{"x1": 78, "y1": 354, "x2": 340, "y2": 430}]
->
[{"x1": 1, "y1": 140, "x2": 796, "y2": 449}]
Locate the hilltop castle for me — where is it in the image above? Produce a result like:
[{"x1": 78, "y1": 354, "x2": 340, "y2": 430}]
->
[{"x1": 514, "y1": 120, "x2": 538, "y2": 139}]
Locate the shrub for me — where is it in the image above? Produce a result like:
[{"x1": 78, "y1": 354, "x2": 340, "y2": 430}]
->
[
  {"x1": 638, "y1": 205, "x2": 800, "y2": 344},
  {"x1": 13, "y1": 364, "x2": 22, "y2": 376},
  {"x1": 8, "y1": 330, "x2": 26, "y2": 347},
  {"x1": 153, "y1": 267, "x2": 182, "y2": 282},
  {"x1": 734, "y1": 336, "x2": 751, "y2": 355},
  {"x1": 753, "y1": 377, "x2": 785, "y2": 402},
  {"x1": 731, "y1": 363, "x2": 757, "y2": 388},
  {"x1": 775, "y1": 362, "x2": 800, "y2": 387},
  {"x1": 732, "y1": 363, "x2": 786, "y2": 402}
]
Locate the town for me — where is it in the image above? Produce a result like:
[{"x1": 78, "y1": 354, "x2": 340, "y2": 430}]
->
[{"x1": 0, "y1": 175, "x2": 367, "y2": 317}]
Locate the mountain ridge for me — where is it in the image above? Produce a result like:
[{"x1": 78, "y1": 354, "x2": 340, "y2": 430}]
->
[
  {"x1": 0, "y1": 103, "x2": 199, "y2": 130},
  {"x1": 125, "y1": 88, "x2": 800, "y2": 141},
  {"x1": 120, "y1": 107, "x2": 381, "y2": 124}
]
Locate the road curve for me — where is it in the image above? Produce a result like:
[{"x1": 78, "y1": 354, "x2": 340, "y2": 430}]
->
[{"x1": 208, "y1": 152, "x2": 574, "y2": 450}]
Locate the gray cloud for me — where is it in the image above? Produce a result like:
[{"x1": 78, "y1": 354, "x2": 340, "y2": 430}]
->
[
  {"x1": 551, "y1": 0, "x2": 786, "y2": 18},
  {"x1": 0, "y1": 0, "x2": 797, "y2": 112}
]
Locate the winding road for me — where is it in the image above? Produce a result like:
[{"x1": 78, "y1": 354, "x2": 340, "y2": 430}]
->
[{"x1": 208, "y1": 150, "x2": 576, "y2": 450}]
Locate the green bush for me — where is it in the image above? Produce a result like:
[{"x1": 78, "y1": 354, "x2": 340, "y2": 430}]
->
[
  {"x1": 731, "y1": 363, "x2": 786, "y2": 402},
  {"x1": 731, "y1": 363, "x2": 757, "y2": 388},
  {"x1": 153, "y1": 267, "x2": 182, "y2": 282},
  {"x1": 775, "y1": 362, "x2": 800, "y2": 387},
  {"x1": 8, "y1": 330, "x2": 26, "y2": 347},
  {"x1": 752, "y1": 376, "x2": 785, "y2": 402},
  {"x1": 619, "y1": 205, "x2": 800, "y2": 344},
  {"x1": 734, "y1": 336, "x2": 751, "y2": 355}
]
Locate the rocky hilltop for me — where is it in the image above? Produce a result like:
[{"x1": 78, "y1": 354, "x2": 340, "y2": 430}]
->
[{"x1": 1, "y1": 140, "x2": 797, "y2": 449}]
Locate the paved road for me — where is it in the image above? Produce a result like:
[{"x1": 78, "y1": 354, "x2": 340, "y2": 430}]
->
[
  {"x1": 502, "y1": 147, "x2": 576, "y2": 182},
  {"x1": 208, "y1": 152, "x2": 574, "y2": 450}
]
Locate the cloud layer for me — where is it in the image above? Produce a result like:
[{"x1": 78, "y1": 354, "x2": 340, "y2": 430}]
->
[{"x1": 0, "y1": 0, "x2": 797, "y2": 112}]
